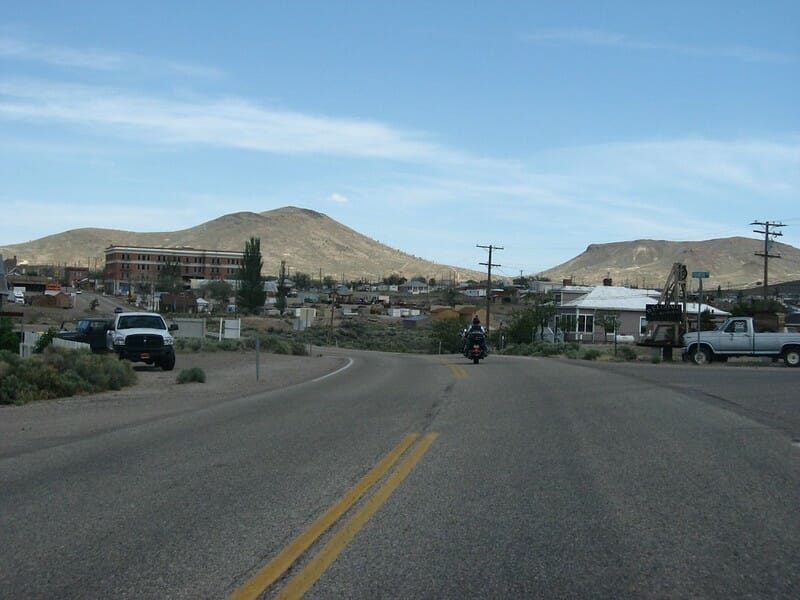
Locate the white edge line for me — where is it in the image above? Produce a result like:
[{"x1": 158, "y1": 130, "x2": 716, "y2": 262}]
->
[{"x1": 311, "y1": 357, "x2": 354, "y2": 383}]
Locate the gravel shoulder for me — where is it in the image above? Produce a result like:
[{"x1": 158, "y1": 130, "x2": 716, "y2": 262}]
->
[{"x1": 0, "y1": 350, "x2": 347, "y2": 456}]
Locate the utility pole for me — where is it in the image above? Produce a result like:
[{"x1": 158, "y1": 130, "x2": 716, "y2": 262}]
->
[
  {"x1": 751, "y1": 220, "x2": 785, "y2": 300},
  {"x1": 477, "y1": 244, "x2": 503, "y2": 332}
]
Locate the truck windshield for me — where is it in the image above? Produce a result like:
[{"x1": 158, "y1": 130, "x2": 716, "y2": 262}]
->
[{"x1": 117, "y1": 316, "x2": 166, "y2": 330}]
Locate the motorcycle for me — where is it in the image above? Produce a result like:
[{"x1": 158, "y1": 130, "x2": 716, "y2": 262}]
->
[{"x1": 464, "y1": 330, "x2": 488, "y2": 364}]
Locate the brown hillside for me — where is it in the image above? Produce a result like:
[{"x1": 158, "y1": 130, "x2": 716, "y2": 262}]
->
[
  {"x1": 539, "y1": 238, "x2": 800, "y2": 290},
  {"x1": 0, "y1": 206, "x2": 484, "y2": 282}
]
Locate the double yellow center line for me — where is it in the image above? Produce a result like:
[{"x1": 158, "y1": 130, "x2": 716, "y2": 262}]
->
[{"x1": 230, "y1": 432, "x2": 438, "y2": 600}]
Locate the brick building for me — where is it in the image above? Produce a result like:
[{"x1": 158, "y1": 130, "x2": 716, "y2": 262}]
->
[{"x1": 104, "y1": 245, "x2": 243, "y2": 295}]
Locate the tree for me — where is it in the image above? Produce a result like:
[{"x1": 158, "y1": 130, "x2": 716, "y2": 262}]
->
[
  {"x1": 505, "y1": 293, "x2": 555, "y2": 344},
  {"x1": 0, "y1": 317, "x2": 18, "y2": 353},
  {"x1": 513, "y1": 276, "x2": 530, "y2": 287},
  {"x1": 276, "y1": 260, "x2": 288, "y2": 316},
  {"x1": 595, "y1": 311, "x2": 620, "y2": 338},
  {"x1": 158, "y1": 258, "x2": 183, "y2": 294},
  {"x1": 206, "y1": 279, "x2": 234, "y2": 305},
  {"x1": 429, "y1": 316, "x2": 468, "y2": 353},
  {"x1": 236, "y1": 237, "x2": 266, "y2": 313},
  {"x1": 294, "y1": 271, "x2": 311, "y2": 290},
  {"x1": 384, "y1": 273, "x2": 407, "y2": 286}
]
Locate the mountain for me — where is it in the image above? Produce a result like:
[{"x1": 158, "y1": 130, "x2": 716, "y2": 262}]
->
[
  {"x1": 0, "y1": 206, "x2": 484, "y2": 282},
  {"x1": 538, "y1": 237, "x2": 800, "y2": 290},
  {"x1": 4, "y1": 209, "x2": 799, "y2": 289}
]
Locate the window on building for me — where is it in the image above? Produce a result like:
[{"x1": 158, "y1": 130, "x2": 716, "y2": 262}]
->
[{"x1": 558, "y1": 314, "x2": 593, "y2": 333}]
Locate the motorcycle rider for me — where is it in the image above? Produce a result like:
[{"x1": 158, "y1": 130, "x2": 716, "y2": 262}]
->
[{"x1": 463, "y1": 316, "x2": 488, "y2": 355}]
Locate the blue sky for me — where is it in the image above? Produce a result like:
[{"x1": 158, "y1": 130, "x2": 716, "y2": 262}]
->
[{"x1": 1, "y1": 1, "x2": 798, "y2": 278}]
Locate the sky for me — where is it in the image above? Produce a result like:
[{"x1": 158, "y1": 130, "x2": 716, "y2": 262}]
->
[{"x1": 1, "y1": 1, "x2": 798, "y2": 280}]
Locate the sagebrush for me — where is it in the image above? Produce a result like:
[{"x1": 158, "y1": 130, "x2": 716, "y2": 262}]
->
[{"x1": 0, "y1": 347, "x2": 137, "y2": 405}]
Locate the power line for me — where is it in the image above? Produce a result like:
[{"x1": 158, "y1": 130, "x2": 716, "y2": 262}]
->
[{"x1": 751, "y1": 220, "x2": 785, "y2": 299}]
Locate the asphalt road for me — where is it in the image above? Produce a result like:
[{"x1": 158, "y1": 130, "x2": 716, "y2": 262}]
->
[{"x1": 1, "y1": 351, "x2": 798, "y2": 599}]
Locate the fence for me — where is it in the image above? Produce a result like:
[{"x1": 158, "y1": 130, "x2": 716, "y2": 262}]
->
[{"x1": 19, "y1": 330, "x2": 90, "y2": 358}]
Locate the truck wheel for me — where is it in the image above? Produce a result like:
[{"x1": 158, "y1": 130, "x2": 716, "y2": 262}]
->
[
  {"x1": 783, "y1": 348, "x2": 800, "y2": 368},
  {"x1": 161, "y1": 353, "x2": 176, "y2": 371},
  {"x1": 691, "y1": 347, "x2": 712, "y2": 365}
]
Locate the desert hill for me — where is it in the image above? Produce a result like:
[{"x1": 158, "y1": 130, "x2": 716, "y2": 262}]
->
[
  {"x1": 0, "y1": 207, "x2": 485, "y2": 283},
  {"x1": 539, "y1": 237, "x2": 800, "y2": 290},
  {"x1": 4, "y1": 208, "x2": 799, "y2": 289}
]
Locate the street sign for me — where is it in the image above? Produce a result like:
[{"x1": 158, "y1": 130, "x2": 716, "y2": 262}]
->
[
  {"x1": 645, "y1": 304, "x2": 683, "y2": 322},
  {"x1": 692, "y1": 271, "x2": 709, "y2": 278}
]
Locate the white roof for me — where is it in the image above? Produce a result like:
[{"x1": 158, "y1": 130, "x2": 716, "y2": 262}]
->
[
  {"x1": 561, "y1": 286, "x2": 661, "y2": 311},
  {"x1": 683, "y1": 302, "x2": 730, "y2": 316},
  {"x1": 560, "y1": 285, "x2": 730, "y2": 316}
]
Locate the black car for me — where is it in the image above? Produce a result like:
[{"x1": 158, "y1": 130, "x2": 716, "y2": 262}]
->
[{"x1": 56, "y1": 318, "x2": 114, "y2": 353}]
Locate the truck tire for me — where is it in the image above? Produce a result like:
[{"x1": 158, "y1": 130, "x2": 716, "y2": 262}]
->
[
  {"x1": 160, "y1": 353, "x2": 176, "y2": 371},
  {"x1": 691, "y1": 346, "x2": 713, "y2": 365},
  {"x1": 783, "y1": 347, "x2": 800, "y2": 368}
]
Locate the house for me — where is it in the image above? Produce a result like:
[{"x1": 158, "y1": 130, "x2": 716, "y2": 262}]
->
[
  {"x1": 399, "y1": 280, "x2": 429, "y2": 295},
  {"x1": 30, "y1": 291, "x2": 73, "y2": 309},
  {"x1": 557, "y1": 285, "x2": 729, "y2": 343}
]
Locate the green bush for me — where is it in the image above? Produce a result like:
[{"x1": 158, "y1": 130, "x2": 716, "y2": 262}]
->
[
  {"x1": 0, "y1": 318, "x2": 19, "y2": 353},
  {"x1": 616, "y1": 345, "x2": 638, "y2": 361},
  {"x1": 175, "y1": 338, "x2": 203, "y2": 352},
  {"x1": 582, "y1": 348, "x2": 602, "y2": 361},
  {"x1": 0, "y1": 347, "x2": 136, "y2": 405},
  {"x1": 177, "y1": 367, "x2": 206, "y2": 384},
  {"x1": 33, "y1": 327, "x2": 58, "y2": 354},
  {"x1": 532, "y1": 342, "x2": 565, "y2": 357}
]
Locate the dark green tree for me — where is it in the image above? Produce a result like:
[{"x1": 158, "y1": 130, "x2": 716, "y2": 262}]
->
[
  {"x1": 236, "y1": 237, "x2": 267, "y2": 313},
  {"x1": 384, "y1": 273, "x2": 407, "y2": 286},
  {"x1": 0, "y1": 317, "x2": 19, "y2": 353},
  {"x1": 158, "y1": 258, "x2": 183, "y2": 294},
  {"x1": 429, "y1": 317, "x2": 468, "y2": 353},
  {"x1": 276, "y1": 260, "x2": 288, "y2": 316},
  {"x1": 506, "y1": 293, "x2": 555, "y2": 344},
  {"x1": 293, "y1": 271, "x2": 312, "y2": 290},
  {"x1": 206, "y1": 279, "x2": 234, "y2": 305},
  {"x1": 513, "y1": 276, "x2": 530, "y2": 287}
]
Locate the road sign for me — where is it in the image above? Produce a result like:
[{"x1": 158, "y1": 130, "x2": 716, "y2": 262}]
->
[
  {"x1": 691, "y1": 271, "x2": 709, "y2": 278},
  {"x1": 645, "y1": 304, "x2": 683, "y2": 322}
]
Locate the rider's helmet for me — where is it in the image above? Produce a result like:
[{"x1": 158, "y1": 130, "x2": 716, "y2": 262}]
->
[{"x1": 472, "y1": 316, "x2": 480, "y2": 325}]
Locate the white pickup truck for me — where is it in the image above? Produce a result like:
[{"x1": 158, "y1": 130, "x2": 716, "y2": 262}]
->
[
  {"x1": 106, "y1": 311, "x2": 178, "y2": 370},
  {"x1": 683, "y1": 316, "x2": 800, "y2": 367}
]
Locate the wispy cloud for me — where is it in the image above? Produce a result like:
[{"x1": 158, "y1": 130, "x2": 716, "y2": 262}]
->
[
  {"x1": 523, "y1": 28, "x2": 797, "y2": 63},
  {"x1": 329, "y1": 193, "x2": 349, "y2": 204},
  {"x1": 0, "y1": 34, "x2": 224, "y2": 80},
  {"x1": 0, "y1": 36, "x2": 124, "y2": 70},
  {"x1": 0, "y1": 79, "x2": 453, "y2": 162}
]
